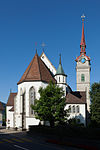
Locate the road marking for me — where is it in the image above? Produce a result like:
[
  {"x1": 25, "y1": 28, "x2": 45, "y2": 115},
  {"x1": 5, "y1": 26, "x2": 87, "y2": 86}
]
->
[
  {"x1": 2, "y1": 139, "x2": 14, "y2": 143},
  {"x1": 14, "y1": 145, "x2": 29, "y2": 150},
  {"x1": 11, "y1": 138, "x2": 24, "y2": 143},
  {"x1": 21, "y1": 138, "x2": 32, "y2": 142}
]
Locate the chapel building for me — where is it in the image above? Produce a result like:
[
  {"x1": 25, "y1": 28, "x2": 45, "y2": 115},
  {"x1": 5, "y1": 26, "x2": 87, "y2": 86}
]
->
[{"x1": 6, "y1": 18, "x2": 90, "y2": 129}]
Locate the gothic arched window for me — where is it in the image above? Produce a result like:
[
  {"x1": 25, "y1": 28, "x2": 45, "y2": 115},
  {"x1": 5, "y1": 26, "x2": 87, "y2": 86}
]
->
[
  {"x1": 29, "y1": 87, "x2": 35, "y2": 116},
  {"x1": 76, "y1": 105, "x2": 80, "y2": 113},
  {"x1": 81, "y1": 74, "x2": 85, "y2": 82}
]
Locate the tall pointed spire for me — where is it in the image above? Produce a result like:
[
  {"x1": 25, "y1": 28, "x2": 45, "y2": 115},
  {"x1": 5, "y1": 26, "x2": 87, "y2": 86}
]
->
[
  {"x1": 80, "y1": 14, "x2": 86, "y2": 54},
  {"x1": 56, "y1": 54, "x2": 66, "y2": 76},
  {"x1": 59, "y1": 54, "x2": 61, "y2": 64}
]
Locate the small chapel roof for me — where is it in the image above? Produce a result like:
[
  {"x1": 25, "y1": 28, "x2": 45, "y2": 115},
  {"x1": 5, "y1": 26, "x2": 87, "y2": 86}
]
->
[
  {"x1": 17, "y1": 52, "x2": 56, "y2": 85},
  {"x1": 6, "y1": 93, "x2": 17, "y2": 106},
  {"x1": 66, "y1": 91, "x2": 86, "y2": 104},
  {"x1": 0, "y1": 102, "x2": 4, "y2": 111},
  {"x1": 56, "y1": 54, "x2": 67, "y2": 76}
]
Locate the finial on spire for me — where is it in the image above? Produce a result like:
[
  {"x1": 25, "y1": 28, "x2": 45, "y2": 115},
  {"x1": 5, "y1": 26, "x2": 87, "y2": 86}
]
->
[
  {"x1": 81, "y1": 14, "x2": 85, "y2": 22},
  {"x1": 41, "y1": 42, "x2": 46, "y2": 52},
  {"x1": 59, "y1": 54, "x2": 61, "y2": 64},
  {"x1": 35, "y1": 42, "x2": 38, "y2": 54},
  {"x1": 35, "y1": 48, "x2": 37, "y2": 54},
  {"x1": 10, "y1": 88, "x2": 12, "y2": 93}
]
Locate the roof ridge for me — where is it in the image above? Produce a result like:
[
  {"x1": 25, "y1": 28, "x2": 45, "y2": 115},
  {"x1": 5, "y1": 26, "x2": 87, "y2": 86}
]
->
[
  {"x1": 37, "y1": 54, "x2": 42, "y2": 80},
  {"x1": 24, "y1": 56, "x2": 35, "y2": 80}
]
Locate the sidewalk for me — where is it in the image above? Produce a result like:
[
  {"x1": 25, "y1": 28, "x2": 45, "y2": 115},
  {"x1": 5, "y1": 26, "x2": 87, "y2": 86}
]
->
[{"x1": 0, "y1": 128, "x2": 24, "y2": 134}]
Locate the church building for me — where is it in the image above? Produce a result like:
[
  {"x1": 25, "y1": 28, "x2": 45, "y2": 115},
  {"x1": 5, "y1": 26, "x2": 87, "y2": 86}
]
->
[{"x1": 6, "y1": 17, "x2": 91, "y2": 130}]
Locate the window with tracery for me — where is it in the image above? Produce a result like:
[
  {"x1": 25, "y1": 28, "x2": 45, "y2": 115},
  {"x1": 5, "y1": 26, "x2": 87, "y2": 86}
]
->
[{"x1": 29, "y1": 87, "x2": 35, "y2": 116}]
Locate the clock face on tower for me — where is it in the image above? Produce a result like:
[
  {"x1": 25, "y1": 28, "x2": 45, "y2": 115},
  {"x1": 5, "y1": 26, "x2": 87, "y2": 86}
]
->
[{"x1": 81, "y1": 58, "x2": 86, "y2": 63}]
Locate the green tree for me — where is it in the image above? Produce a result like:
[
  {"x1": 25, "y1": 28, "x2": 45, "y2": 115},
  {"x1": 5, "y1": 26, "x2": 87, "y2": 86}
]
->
[
  {"x1": 90, "y1": 82, "x2": 100, "y2": 127},
  {"x1": 31, "y1": 81, "x2": 69, "y2": 127}
]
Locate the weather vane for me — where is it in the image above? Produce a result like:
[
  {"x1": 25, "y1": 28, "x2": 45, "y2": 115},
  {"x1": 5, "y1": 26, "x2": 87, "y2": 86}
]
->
[
  {"x1": 41, "y1": 42, "x2": 46, "y2": 52},
  {"x1": 81, "y1": 14, "x2": 85, "y2": 22}
]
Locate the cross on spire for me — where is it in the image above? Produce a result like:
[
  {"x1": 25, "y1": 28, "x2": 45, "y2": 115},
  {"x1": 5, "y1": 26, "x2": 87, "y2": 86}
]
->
[{"x1": 41, "y1": 42, "x2": 46, "y2": 52}]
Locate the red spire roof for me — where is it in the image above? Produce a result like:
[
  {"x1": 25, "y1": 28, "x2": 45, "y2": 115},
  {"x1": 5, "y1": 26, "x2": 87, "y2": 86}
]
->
[
  {"x1": 80, "y1": 21, "x2": 86, "y2": 54},
  {"x1": 75, "y1": 18, "x2": 90, "y2": 62},
  {"x1": 80, "y1": 22, "x2": 86, "y2": 46},
  {"x1": 17, "y1": 52, "x2": 56, "y2": 85}
]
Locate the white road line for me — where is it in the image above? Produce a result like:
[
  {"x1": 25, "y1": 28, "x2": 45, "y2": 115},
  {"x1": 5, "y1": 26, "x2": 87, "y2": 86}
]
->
[{"x1": 14, "y1": 145, "x2": 29, "y2": 150}]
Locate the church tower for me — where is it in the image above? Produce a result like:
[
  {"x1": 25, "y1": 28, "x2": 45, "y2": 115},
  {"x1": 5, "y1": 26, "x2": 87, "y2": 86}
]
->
[
  {"x1": 55, "y1": 54, "x2": 67, "y2": 96},
  {"x1": 75, "y1": 15, "x2": 91, "y2": 112}
]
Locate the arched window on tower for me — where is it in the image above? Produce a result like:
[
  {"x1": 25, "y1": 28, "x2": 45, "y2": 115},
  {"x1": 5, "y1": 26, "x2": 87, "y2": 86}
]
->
[
  {"x1": 59, "y1": 77, "x2": 60, "y2": 82},
  {"x1": 29, "y1": 87, "x2": 35, "y2": 116},
  {"x1": 81, "y1": 74, "x2": 85, "y2": 82}
]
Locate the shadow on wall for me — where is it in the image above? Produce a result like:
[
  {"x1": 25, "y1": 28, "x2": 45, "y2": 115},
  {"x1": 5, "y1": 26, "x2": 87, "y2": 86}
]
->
[{"x1": 68, "y1": 114, "x2": 85, "y2": 127}]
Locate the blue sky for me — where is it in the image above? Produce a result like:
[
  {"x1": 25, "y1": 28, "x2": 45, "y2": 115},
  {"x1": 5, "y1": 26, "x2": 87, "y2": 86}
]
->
[{"x1": 0, "y1": 0, "x2": 100, "y2": 103}]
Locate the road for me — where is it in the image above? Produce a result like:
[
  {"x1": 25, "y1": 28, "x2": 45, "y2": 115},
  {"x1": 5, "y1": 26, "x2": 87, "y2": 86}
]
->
[{"x1": 0, "y1": 132, "x2": 81, "y2": 150}]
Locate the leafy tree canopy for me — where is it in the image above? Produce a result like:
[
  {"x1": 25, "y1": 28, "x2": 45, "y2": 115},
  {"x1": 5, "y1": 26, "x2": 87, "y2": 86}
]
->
[
  {"x1": 90, "y1": 82, "x2": 100, "y2": 127},
  {"x1": 31, "y1": 81, "x2": 69, "y2": 127}
]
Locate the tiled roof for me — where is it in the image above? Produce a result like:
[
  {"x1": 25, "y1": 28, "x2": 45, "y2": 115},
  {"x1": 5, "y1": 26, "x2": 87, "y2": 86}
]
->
[
  {"x1": 6, "y1": 93, "x2": 17, "y2": 106},
  {"x1": 66, "y1": 91, "x2": 86, "y2": 104},
  {"x1": 17, "y1": 52, "x2": 56, "y2": 85},
  {"x1": 0, "y1": 102, "x2": 4, "y2": 111}
]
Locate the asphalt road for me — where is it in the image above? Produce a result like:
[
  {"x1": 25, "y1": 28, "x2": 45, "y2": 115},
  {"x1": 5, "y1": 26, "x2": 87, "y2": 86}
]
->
[{"x1": 0, "y1": 132, "x2": 81, "y2": 150}]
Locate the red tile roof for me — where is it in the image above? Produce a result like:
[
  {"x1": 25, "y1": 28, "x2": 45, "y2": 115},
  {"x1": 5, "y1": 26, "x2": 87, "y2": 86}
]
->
[
  {"x1": 66, "y1": 91, "x2": 86, "y2": 104},
  {"x1": 6, "y1": 93, "x2": 17, "y2": 106},
  {"x1": 17, "y1": 52, "x2": 56, "y2": 85},
  {"x1": 0, "y1": 102, "x2": 4, "y2": 111}
]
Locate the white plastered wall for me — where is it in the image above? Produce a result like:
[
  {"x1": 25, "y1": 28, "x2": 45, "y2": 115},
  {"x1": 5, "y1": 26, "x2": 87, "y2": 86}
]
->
[
  {"x1": 14, "y1": 81, "x2": 48, "y2": 129},
  {"x1": 65, "y1": 104, "x2": 86, "y2": 126},
  {"x1": 55, "y1": 75, "x2": 67, "y2": 96},
  {"x1": 6, "y1": 106, "x2": 14, "y2": 128}
]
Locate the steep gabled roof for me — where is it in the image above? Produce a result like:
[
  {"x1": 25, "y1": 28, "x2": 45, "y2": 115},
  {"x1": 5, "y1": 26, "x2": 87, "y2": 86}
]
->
[
  {"x1": 17, "y1": 52, "x2": 56, "y2": 85},
  {"x1": 66, "y1": 91, "x2": 86, "y2": 104},
  {"x1": 7, "y1": 93, "x2": 17, "y2": 106},
  {"x1": 40, "y1": 52, "x2": 56, "y2": 74}
]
